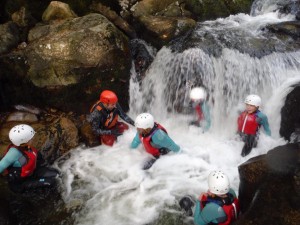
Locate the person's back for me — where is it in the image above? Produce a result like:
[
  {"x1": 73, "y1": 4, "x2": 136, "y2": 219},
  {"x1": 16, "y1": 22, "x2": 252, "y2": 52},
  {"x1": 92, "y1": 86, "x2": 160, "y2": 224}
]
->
[
  {"x1": 180, "y1": 170, "x2": 240, "y2": 225},
  {"x1": 195, "y1": 188, "x2": 238, "y2": 225}
]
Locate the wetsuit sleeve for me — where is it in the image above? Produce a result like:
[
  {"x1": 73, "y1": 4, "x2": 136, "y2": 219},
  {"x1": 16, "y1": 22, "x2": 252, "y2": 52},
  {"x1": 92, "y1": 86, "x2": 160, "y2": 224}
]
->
[
  {"x1": 116, "y1": 103, "x2": 135, "y2": 126},
  {"x1": 194, "y1": 200, "x2": 226, "y2": 225},
  {"x1": 201, "y1": 102, "x2": 211, "y2": 132},
  {"x1": 88, "y1": 110, "x2": 112, "y2": 135},
  {"x1": 151, "y1": 130, "x2": 180, "y2": 152},
  {"x1": 193, "y1": 200, "x2": 204, "y2": 225},
  {"x1": 0, "y1": 148, "x2": 22, "y2": 173},
  {"x1": 257, "y1": 112, "x2": 271, "y2": 136},
  {"x1": 130, "y1": 132, "x2": 141, "y2": 149}
]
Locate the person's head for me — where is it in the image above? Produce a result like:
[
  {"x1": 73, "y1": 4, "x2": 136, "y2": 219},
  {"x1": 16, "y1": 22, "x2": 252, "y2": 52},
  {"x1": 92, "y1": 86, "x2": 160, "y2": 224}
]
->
[
  {"x1": 100, "y1": 90, "x2": 118, "y2": 110},
  {"x1": 208, "y1": 170, "x2": 230, "y2": 196},
  {"x1": 244, "y1": 94, "x2": 261, "y2": 114},
  {"x1": 189, "y1": 87, "x2": 207, "y2": 103},
  {"x1": 135, "y1": 113, "x2": 154, "y2": 135},
  {"x1": 9, "y1": 124, "x2": 35, "y2": 146}
]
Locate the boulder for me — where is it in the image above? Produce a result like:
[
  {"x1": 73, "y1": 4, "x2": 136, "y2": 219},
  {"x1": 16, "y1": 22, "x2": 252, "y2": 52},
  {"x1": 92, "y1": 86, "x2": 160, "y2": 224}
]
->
[
  {"x1": 280, "y1": 85, "x2": 300, "y2": 141},
  {"x1": 42, "y1": 1, "x2": 77, "y2": 22},
  {"x1": 0, "y1": 13, "x2": 131, "y2": 114},
  {"x1": 0, "y1": 22, "x2": 20, "y2": 54},
  {"x1": 237, "y1": 143, "x2": 300, "y2": 225}
]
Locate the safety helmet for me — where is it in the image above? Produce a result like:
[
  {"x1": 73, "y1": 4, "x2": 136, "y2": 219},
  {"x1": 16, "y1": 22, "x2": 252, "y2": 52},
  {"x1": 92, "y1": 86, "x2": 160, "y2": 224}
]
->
[
  {"x1": 100, "y1": 90, "x2": 118, "y2": 104},
  {"x1": 135, "y1": 113, "x2": 154, "y2": 129},
  {"x1": 9, "y1": 124, "x2": 35, "y2": 146},
  {"x1": 208, "y1": 170, "x2": 230, "y2": 195},
  {"x1": 189, "y1": 87, "x2": 207, "y2": 101},
  {"x1": 244, "y1": 94, "x2": 261, "y2": 107}
]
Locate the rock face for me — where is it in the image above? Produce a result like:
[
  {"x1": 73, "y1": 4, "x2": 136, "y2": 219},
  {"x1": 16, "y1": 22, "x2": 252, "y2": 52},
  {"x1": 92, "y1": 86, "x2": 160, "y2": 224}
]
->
[
  {"x1": 0, "y1": 13, "x2": 131, "y2": 114},
  {"x1": 237, "y1": 143, "x2": 300, "y2": 225},
  {"x1": 26, "y1": 13, "x2": 129, "y2": 88},
  {"x1": 280, "y1": 86, "x2": 300, "y2": 141},
  {"x1": 0, "y1": 22, "x2": 20, "y2": 54}
]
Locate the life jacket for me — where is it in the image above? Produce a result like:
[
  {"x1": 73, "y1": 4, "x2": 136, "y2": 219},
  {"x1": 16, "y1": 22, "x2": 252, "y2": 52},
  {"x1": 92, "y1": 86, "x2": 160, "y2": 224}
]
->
[
  {"x1": 237, "y1": 111, "x2": 260, "y2": 135},
  {"x1": 195, "y1": 104, "x2": 204, "y2": 122},
  {"x1": 4, "y1": 144, "x2": 37, "y2": 178},
  {"x1": 139, "y1": 123, "x2": 167, "y2": 158},
  {"x1": 200, "y1": 193, "x2": 240, "y2": 225},
  {"x1": 90, "y1": 100, "x2": 118, "y2": 129}
]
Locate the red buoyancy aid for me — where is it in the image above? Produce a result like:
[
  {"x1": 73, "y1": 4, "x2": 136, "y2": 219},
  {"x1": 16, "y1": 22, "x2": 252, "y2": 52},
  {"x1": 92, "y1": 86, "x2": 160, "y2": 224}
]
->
[
  {"x1": 139, "y1": 123, "x2": 167, "y2": 158},
  {"x1": 195, "y1": 104, "x2": 204, "y2": 122},
  {"x1": 5, "y1": 144, "x2": 37, "y2": 178},
  {"x1": 90, "y1": 100, "x2": 119, "y2": 129},
  {"x1": 237, "y1": 111, "x2": 259, "y2": 135},
  {"x1": 200, "y1": 194, "x2": 240, "y2": 225}
]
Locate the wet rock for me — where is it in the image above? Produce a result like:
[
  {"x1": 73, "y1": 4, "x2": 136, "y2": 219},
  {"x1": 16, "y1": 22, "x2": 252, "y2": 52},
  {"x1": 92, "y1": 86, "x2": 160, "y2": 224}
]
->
[
  {"x1": 0, "y1": 21, "x2": 20, "y2": 54},
  {"x1": 14, "y1": 104, "x2": 42, "y2": 115},
  {"x1": 267, "y1": 21, "x2": 300, "y2": 39},
  {"x1": 131, "y1": 0, "x2": 197, "y2": 47},
  {"x1": 91, "y1": 2, "x2": 136, "y2": 38},
  {"x1": 237, "y1": 143, "x2": 300, "y2": 225},
  {"x1": 6, "y1": 111, "x2": 38, "y2": 123},
  {"x1": 11, "y1": 6, "x2": 36, "y2": 28},
  {"x1": 297, "y1": 11, "x2": 300, "y2": 21},
  {"x1": 280, "y1": 86, "x2": 300, "y2": 141},
  {"x1": 0, "y1": 13, "x2": 131, "y2": 114},
  {"x1": 42, "y1": 1, "x2": 77, "y2": 22},
  {"x1": 238, "y1": 155, "x2": 268, "y2": 213},
  {"x1": 79, "y1": 115, "x2": 99, "y2": 147},
  {"x1": 130, "y1": 39, "x2": 156, "y2": 81}
]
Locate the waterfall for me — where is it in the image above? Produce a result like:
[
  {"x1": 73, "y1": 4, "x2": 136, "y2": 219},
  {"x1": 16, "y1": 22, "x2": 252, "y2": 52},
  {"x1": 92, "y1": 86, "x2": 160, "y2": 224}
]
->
[
  {"x1": 251, "y1": 0, "x2": 298, "y2": 16},
  {"x1": 58, "y1": 1, "x2": 300, "y2": 225},
  {"x1": 129, "y1": 13, "x2": 300, "y2": 138}
]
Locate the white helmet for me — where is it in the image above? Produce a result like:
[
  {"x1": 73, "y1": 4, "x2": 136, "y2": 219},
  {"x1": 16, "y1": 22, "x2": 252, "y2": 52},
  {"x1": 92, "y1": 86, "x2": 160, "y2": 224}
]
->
[
  {"x1": 244, "y1": 94, "x2": 261, "y2": 107},
  {"x1": 189, "y1": 87, "x2": 207, "y2": 101},
  {"x1": 208, "y1": 170, "x2": 230, "y2": 195},
  {"x1": 135, "y1": 113, "x2": 154, "y2": 129},
  {"x1": 9, "y1": 124, "x2": 35, "y2": 146}
]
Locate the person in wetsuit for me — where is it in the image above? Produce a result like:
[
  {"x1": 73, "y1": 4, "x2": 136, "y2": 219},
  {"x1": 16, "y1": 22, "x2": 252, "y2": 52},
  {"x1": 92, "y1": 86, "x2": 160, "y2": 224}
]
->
[
  {"x1": 130, "y1": 113, "x2": 180, "y2": 170},
  {"x1": 0, "y1": 124, "x2": 59, "y2": 193}
]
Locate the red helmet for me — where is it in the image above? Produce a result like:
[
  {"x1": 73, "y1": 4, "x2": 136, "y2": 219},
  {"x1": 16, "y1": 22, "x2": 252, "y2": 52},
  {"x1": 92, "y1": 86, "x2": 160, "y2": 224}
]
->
[{"x1": 99, "y1": 90, "x2": 118, "y2": 104}]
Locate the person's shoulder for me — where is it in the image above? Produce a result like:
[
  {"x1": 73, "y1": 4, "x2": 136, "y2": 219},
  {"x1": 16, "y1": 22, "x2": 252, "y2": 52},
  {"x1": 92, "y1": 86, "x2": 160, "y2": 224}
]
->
[
  {"x1": 205, "y1": 201, "x2": 223, "y2": 211},
  {"x1": 115, "y1": 103, "x2": 124, "y2": 111},
  {"x1": 153, "y1": 129, "x2": 168, "y2": 141},
  {"x1": 6, "y1": 147, "x2": 21, "y2": 156},
  {"x1": 256, "y1": 110, "x2": 268, "y2": 119},
  {"x1": 8, "y1": 146, "x2": 18, "y2": 151}
]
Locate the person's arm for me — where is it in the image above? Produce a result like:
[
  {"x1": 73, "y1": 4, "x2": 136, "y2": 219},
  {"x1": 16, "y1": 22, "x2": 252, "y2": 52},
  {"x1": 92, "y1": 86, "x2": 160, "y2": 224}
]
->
[
  {"x1": 130, "y1": 132, "x2": 141, "y2": 149},
  {"x1": 257, "y1": 112, "x2": 271, "y2": 136},
  {"x1": 194, "y1": 200, "x2": 226, "y2": 225},
  {"x1": 0, "y1": 148, "x2": 22, "y2": 173},
  {"x1": 116, "y1": 103, "x2": 135, "y2": 126},
  {"x1": 201, "y1": 102, "x2": 211, "y2": 131},
  {"x1": 151, "y1": 130, "x2": 180, "y2": 152},
  {"x1": 193, "y1": 200, "x2": 204, "y2": 225},
  {"x1": 89, "y1": 110, "x2": 112, "y2": 135}
]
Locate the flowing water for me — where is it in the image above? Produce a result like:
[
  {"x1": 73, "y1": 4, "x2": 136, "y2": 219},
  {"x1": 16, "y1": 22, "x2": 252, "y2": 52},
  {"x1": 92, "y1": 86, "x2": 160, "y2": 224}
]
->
[{"x1": 57, "y1": 2, "x2": 300, "y2": 225}]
